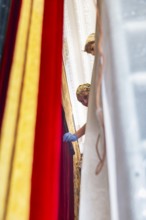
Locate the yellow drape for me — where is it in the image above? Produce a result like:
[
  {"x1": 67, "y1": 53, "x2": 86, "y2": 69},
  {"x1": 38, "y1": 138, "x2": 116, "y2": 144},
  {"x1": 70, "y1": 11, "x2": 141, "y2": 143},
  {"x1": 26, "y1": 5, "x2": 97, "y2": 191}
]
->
[{"x1": 0, "y1": 0, "x2": 44, "y2": 219}]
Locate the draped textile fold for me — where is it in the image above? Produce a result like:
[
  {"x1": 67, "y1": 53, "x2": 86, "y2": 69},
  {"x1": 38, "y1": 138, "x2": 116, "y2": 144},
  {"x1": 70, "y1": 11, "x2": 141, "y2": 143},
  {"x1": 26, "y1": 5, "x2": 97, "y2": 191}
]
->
[
  {"x1": 58, "y1": 110, "x2": 74, "y2": 220},
  {"x1": 0, "y1": 0, "x2": 22, "y2": 129},
  {"x1": 29, "y1": 1, "x2": 64, "y2": 220},
  {"x1": 0, "y1": 0, "x2": 44, "y2": 219},
  {"x1": 62, "y1": 66, "x2": 81, "y2": 220},
  {"x1": 79, "y1": 3, "x2": 111, "y2": 218},
  {"x1": 0, "y1": 0, "x2": 64, "y2": 219}
]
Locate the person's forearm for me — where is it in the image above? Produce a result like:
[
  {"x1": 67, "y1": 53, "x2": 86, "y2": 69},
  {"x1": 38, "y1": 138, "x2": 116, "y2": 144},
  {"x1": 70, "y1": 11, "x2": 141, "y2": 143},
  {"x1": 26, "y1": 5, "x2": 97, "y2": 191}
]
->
[{"x1": 74, "y1": 124, "x2": 86, "y2": 139}]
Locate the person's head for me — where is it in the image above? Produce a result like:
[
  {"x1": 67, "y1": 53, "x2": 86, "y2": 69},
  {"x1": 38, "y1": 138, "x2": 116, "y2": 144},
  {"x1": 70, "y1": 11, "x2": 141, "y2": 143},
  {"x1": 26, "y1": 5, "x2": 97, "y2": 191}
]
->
[
  {"x1": 76, "y1": 83, "x2": 91, "y2": 107},
  {"x1": 84, "y1": 33, "x2": 95, "y2": 56}
]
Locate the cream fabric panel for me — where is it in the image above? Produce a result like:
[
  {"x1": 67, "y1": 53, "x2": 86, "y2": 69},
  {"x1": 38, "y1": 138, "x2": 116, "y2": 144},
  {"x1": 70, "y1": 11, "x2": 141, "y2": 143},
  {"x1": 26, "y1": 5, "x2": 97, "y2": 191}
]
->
[
  {"x1": 79, "y1": 61, "x2": 111, "y2": 220},
  {"x1": 79, "y1": 14, "x2": 111, "y2": 218}
]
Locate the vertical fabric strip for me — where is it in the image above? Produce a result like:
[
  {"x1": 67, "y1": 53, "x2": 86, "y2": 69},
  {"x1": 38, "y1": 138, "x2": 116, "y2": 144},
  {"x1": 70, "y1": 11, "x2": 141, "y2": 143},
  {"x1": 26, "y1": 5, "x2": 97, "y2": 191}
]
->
[
  {"x1": 0, "y1": 1, "x2": 32, "y2": 218},
  {"x1": 0, "y1": 0, "x2": 22, "y2": 129},
  {"x1": 62, "y1": 66, "x2": 81, "y2": 220},
  {"x1": 0, "y1": 0, "x2": 44, "y2": 220},
  {"x1": 29, "y1": 0, "x2": 64, "y2": 220}
]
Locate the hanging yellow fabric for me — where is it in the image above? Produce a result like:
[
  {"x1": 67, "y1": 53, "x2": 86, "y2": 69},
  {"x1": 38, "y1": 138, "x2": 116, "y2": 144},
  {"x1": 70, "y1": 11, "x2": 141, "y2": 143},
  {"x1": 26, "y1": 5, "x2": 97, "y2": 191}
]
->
[{"x1": 0, "y1": 0, "x2": 44, "y2": 219}]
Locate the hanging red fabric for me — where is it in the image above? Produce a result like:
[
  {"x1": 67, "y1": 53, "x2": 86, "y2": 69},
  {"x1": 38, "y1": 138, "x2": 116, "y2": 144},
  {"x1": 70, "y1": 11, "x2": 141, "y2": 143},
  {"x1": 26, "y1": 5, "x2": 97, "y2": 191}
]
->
[{"x1": 29, "y1": 0, "x2": 64, "y2": 220}]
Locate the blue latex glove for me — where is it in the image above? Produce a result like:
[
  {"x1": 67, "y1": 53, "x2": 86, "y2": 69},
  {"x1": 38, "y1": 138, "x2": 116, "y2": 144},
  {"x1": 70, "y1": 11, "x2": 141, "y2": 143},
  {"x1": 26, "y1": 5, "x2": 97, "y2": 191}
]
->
[{"x1": 63, "y1": 132, "x2": 78, "y2": 142}]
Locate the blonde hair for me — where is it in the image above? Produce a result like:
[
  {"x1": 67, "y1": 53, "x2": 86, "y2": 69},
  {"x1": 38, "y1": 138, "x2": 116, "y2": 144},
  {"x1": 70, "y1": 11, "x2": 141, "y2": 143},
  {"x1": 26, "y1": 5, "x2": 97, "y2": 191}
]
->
[
  {"x1": 84, "y1": 33, "x2": 95, "y2": 53},
  {"x1": 76, "y1": 83, "x2": 91, "y2": 98}
]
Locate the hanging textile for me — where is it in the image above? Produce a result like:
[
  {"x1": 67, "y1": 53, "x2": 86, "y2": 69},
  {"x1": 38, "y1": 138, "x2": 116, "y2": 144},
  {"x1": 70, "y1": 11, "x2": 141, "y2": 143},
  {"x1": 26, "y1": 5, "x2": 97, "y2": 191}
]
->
[
  {"x1": 58, "y1": 109, "x2": 74, "y2": 220},
  {"x1": 62, "y1": 66, "x2": 81, "y2": 220},
  {"x1": 79, "y1": 1, "x2": 111, "y2": 219},
  {"x1": 29, "y1": 0, "x2": 64, "y2": 220},
  {"x1": 0, "y1": 0, "x2": 22, "y2": 129},
  {"x1": 0, "y1": 0, "x2": 64, "y2": 220},
  {"x1": 0, "y1": 0, "x2": 44, "y2": 219}
]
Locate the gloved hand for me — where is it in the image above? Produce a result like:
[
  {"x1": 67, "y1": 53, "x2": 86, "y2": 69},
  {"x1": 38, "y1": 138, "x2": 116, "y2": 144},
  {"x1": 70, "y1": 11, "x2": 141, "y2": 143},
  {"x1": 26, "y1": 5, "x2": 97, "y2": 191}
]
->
[{"x1": 63, "y1": 132, "x2": 78, "y2": 142}]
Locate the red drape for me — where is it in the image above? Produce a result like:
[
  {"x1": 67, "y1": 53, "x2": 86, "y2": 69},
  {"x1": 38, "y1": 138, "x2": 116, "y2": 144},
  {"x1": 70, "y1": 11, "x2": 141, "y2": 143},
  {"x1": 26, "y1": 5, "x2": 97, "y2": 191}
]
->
[
  {"x1": 29, "y1": 0, "x2": 64, "y2": 220},
  {"x1": 0, "y1": 0, "x2": 22, "y2": 129}
]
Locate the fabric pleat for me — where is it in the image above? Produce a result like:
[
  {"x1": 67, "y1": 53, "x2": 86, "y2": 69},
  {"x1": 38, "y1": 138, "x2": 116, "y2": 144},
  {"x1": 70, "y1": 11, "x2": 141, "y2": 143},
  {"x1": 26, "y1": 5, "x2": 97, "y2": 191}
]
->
[
  {"x1": 0, "y1": 0, "x2": 44, "y2": 219},
  {"x1": 29, "y1": 0, "x2": 64, "y2": 220},
  {"x1": 0, "y1": 0, "x2": 22, "y2": 130},
  {"x1": 62, "y1": 66, "x2": 81, "y2": 220},
  {"x1": 58, "y1": 110, "x2": 74, "y2": 220},
  {"x1": 0, "y1": 0, "x2": 64, "y2": 219}
]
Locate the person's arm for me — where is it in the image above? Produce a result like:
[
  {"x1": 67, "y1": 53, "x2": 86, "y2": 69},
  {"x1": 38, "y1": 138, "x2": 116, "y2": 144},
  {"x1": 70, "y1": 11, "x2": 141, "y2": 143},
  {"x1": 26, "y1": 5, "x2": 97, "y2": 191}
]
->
[
  {"x1": 74, "y1": 123, "x2": 86, "y2": 139},
  {"x1": 63, "y1": 123, "x2": 86, "y2": 142}
]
